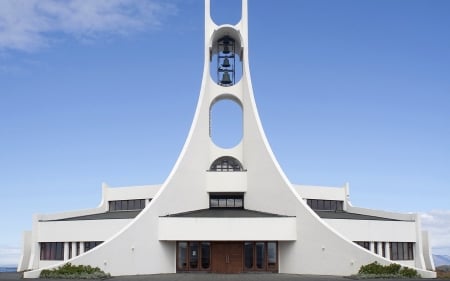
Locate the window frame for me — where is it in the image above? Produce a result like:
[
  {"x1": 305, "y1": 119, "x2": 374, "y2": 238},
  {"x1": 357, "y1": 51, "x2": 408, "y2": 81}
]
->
[{"x1": 209, "y1": 193, "x2": 244, "y2": 209}]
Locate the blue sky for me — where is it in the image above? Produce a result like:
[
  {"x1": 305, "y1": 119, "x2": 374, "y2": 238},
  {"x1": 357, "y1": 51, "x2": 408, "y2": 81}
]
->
[{"x1": 1, "y1": 0, "x2": 449, "y2": 266}]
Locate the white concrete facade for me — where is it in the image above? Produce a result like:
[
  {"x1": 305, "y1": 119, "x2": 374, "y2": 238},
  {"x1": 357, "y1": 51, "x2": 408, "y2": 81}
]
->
[{"x1": 19, "y1": 0, "x2": 435, "y2": 278}]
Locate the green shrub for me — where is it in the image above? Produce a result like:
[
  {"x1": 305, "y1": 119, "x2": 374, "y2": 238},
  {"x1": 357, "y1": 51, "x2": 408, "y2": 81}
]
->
[
  {"x1": 40, "y1": 263, "x2": 110, "y2": 279},
  {"x1": 357, "y1": 261, "x2": 419, "y2": 278},
  {"x1": 399, "y1": 266, "x2": 419, "y2": 278}
]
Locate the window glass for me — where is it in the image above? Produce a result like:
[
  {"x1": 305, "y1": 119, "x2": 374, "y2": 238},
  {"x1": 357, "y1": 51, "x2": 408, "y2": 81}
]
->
[
  {"x1": 330, "y1": 200, "x2": 336, "y2": 211},
  {"x1": 109, "y1": 199, "x2": 146, "y2": 211},
  {"x1": 128, "y1": 200, "x2": 135, "y2": 210},
  {"x1": 40, "y1": 242, "x2": 64, "y2": 261},
  {"x1": 210, "y1": 156, "x2": 243, "y2": 171},
  {"x1": 210, "y1": 199, "x2": 219, "y2": 208},
  {"x1": 403, "y1": 243, "x2": 409, "y2": 260},
  {"x1": 267, "y1": 242, "x2": 277, "y2": 267},
  {"x1": 189, "y1": 242, "x2": 199, "y2": 269},
  {"x1": 256, "y1": 242, "x2": 265, "y2": 269},
  {"x1": 210, "y1": 194, "x2": 244, "y2": 208},
  {"x1": 307, "y1": 199, "x2": 344, "y2": 211},
  {"x1": 244, "y1": 242, "x2": 254, "y2": 269},
  {"x1": 218, "y1": 199, "x2": 227, "y2": 207},
  {"x1": 201, "y1": 242, "x2": 211, "y2": 269},
  {"x1": 408, "y1": 243, "x2": 414, "y2": 260},
  {"x1": 390, "y1": 242, "x2": 397, "y2": 260},
  {"x1": 178, "y1": 242, "x2": 188, "y2": 270}
]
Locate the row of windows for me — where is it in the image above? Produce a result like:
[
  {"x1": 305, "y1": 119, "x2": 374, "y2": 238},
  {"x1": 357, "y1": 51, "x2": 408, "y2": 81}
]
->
[
  {"x1": 354, "y1": 241, "x2": 414, "y2": 260},
  {"x1": 40, "y1": 242, "x2": 64, "y2": 261},
  {"x1": 244, "y1": 242, "x2": 278, "y2": 271},
  {"x1": 176, "y1": 241, "x2": 278, "y2": 272},
  {"x1": 178, "y1": 242, "x2": 211, "y2": 270},
  {"x1": 209, "y1": 194, "x2": 244, "y2": 208},
  {"x1": 391, "y1": 242, "x2": 414, "y2": 261},
  {"x1": 40, "y1": 241, "x2": 103, "y2": 261},
  {"x1": 306, "y1": 199, "x2": 344, "y2": 211},
  {"x1": 109, "y1": 199, "x2": 147, "y2": 212}
]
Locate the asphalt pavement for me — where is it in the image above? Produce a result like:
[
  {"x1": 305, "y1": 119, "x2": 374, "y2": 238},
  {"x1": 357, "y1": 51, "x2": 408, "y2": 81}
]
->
[{"x1": 0, "y1": 272, "x2": 427, "y2": 281}]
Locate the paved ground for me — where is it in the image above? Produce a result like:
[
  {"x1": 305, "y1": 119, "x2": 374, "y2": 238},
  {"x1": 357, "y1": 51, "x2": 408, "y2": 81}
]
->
[{"x1": 0, "y1": 272, "x2": 427, "y2": 281}]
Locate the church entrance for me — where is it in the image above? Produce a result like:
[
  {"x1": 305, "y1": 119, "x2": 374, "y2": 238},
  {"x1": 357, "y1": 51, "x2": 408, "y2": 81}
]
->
[
  {"x1": 211, "y1": 242, "x2": 243, "y2": 273},
  {"x1": 176, "y1": 241, "x2": 278, "y2": 273}
]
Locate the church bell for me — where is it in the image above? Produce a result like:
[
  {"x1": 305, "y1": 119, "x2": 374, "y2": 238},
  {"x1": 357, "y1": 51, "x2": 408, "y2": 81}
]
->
[
  {"x1": 221, "y1": 58, "x2": 231, "y2": 68},
  {"x1": 221, "y1": 71, "x2": 232, "y2": 84}
]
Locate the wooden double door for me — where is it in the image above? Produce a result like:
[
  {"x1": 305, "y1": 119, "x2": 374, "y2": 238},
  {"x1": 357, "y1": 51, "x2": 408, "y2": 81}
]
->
[{"x1": 211, "y1": 242, "x2": 243, "y2": 273}]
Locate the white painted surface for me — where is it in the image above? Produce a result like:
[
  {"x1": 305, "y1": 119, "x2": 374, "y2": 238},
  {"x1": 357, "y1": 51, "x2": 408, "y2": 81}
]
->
[
  {"x1": 158, "y1": 217, "x2": 297, "y2": 241},
  {"x1": 323, "y1": 219, "x2": 417, "y2": 242},
  {"x1": 105, "y1": 184, "x2": 161, "y2": 201},
  {"x1": 17, "y1": 231, "x2": 31, "y2": 272},
  {"x1": 294, "y1": 184, "x2": 347, "y2": 201},
  {"x1": 206, "y1": 172, "x2": 247, "y2": 192},
  {"x1": 37, "y1": 220, "x2": 131, "y2": 242}
]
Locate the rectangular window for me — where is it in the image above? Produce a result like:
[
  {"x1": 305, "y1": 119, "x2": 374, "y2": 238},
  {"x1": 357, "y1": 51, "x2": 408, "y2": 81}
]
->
[
  {"x1": 355, "y1": 241, "x2": 370, "y2": 250},
  {"x1": 40, "y1": 242, "x2": 64, "y2": 261},
  {"x1": 390, "y1": 242, "x2": 414, "y2": 260},
  {"x1": 244, "y1": 241, "x2": 279, "y2": 272},
  {"x1": 306, "y1": 199, "x2": 344, "y2": 211},
  {"x1": 209, "y1": 193, "x2": 244, "y2": 208},
  {"x1": 108, "y1": 199, "x2": 146, "y2": 212},
  {"x1": 178, "y1": 242, "x2": 188, "y2": 270},
  {"x1": 84, "y1": 241, "x2": 103, "y2": 252},
  {"x1": 210, "y1": 199, "x2": 219, "y2": 208},
  {"x1": 267, "y1": 242, "x2": 277, "y2": 269},
  {"x1": 177, "y1": 241, "x2": 210, "y2": 272},
  {"x1": 374, "y1": 242, "x2": 378, "y2": 254}
]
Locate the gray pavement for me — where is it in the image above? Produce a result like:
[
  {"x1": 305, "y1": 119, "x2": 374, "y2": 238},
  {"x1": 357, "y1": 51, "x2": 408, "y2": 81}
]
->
[{"x1": 0, "y1": 272, "x2": 428, "y2": 281}]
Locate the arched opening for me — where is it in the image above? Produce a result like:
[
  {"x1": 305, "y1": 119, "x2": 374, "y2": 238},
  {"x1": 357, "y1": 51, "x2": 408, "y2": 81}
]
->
[
  {"x1": 211, "y1": 0, "x2": 241, "y2": 26},
  {"x1": 210, "y1": 32, "x2": 243, "y2": 86},
  {"x1": 210, "y1": 97, "x2": 242, "y2": 149},
  {"x1": 210, "y1": 156, "x2": 243, "y2": 171}
]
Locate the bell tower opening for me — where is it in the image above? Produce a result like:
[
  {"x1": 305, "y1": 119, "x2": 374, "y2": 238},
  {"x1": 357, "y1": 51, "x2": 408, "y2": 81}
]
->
[
  {"x1": 217, "y1": 36, "x2": 235, "y2": 86},
  {"x1": 209, "y1": 28, "x2": 243, "y2": 86},
  {"x1": 209, "y1": 97, "x2": 243, "y2": 149},
  {"x1": 210, "y1": 0, "x2": 241, "y2": 26}
]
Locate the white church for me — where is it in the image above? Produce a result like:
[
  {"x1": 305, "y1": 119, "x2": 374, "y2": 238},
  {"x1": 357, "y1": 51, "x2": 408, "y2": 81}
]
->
[{"x1": 19, "y1": 0, "x2": 436, "y2": 278}]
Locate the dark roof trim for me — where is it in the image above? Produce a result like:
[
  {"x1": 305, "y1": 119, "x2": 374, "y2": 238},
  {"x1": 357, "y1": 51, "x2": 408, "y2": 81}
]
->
[
  {"x1": 315, "y1": 210, "x2": 412, "y2": 221},
  {"x1": 40, "y1": 210, "x2": 141, "y2": 222},
  {"x1": 162, "y1": 208, "x2": 294, "y2": 218}
]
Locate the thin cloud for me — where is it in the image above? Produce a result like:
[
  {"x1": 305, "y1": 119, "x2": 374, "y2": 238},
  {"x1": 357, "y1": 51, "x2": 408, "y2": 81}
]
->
[
  {"x1": 421, "y1": 210, "x2": 450, "y2": 255},
  {"x1": 0, "y1": 0, "x2": 177, "y2": 52}
]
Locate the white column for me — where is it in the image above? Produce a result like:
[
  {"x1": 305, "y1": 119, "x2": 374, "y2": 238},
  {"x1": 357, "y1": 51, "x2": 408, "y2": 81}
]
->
[
  {"x1": 377, "y1": 242, "x2": 383, "y2": 256},
  {"x1": 71, "y1": 242, "x2": 77, "y2": 257},
  {"x1": 385, "y1": 242, "x2": 391, "y2": 260},
  {"x1": 369, "y1": 242, "x2": 375, "y2": 253},
  {"x1": 80, "y1": 242, "x2": 85, "y2": 254},
  {"x1": 64, "y1": 242, "x2": 69, "y2": 261}
]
